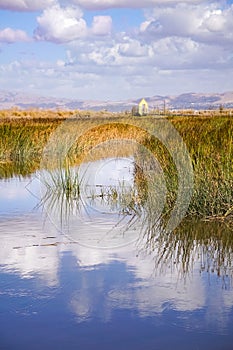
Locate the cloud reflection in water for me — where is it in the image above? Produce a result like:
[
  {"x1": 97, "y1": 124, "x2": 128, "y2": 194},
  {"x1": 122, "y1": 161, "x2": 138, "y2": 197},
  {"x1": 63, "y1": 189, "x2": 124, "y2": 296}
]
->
[{"x1": 0, "y1": 165, "x2": 233, "y2": 335}]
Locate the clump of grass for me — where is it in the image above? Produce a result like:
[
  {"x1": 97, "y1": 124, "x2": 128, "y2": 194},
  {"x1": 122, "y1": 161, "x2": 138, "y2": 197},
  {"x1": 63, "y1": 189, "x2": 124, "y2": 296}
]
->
[
  {"x1": 131, "y1": 114, "x2": 233, "y2": 221},
  {"x1": 0, "y1": 111, "x2": 232, "y2": 221},
  {"x1": 171, "y1": 115, "x2": 233, "y2": 219},
  {"x1": 39, "y1": 161, "x2": 83, "y2": 226},
  {"x1": 42, "y1": 162, "x2": 81, "y2": 200},
  {"x1": 0, "y1": 119, "x2": 61, "y2": 178}
]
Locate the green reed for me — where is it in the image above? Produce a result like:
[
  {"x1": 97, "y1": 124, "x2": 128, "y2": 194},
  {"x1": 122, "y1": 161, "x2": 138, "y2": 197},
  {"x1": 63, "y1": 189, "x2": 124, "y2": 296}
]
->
[
  {"x1": 39, "y1": 162, "x2": 233, "y2": 280},
  {"x1": 1, "y1": 112, "x2": 231, "y2": 282},
  {"x1": 0, "y1": 119, "x2": 61, "y2": 178},
  {"x1": 133, "y1": 114, "x2": 233, "y2": 220},
  {"x1": 171, "y1": 116, "x2": 233, "y2": 218},
  {"x1": 0, "y1": 113, "x2": 232, "y2": 220},
  {"x1": 42, "y1": 163, "x2": 81, "y2": 199}
]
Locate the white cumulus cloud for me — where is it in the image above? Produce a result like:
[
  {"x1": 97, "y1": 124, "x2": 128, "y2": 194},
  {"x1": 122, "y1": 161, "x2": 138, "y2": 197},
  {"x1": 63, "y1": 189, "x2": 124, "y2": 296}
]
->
[
  {"x1": 0, "y1": 0, "x2": 232, "y2": 99},
  {"x1": 34, "y1": 5, "x2": 87, "y2": 43},
  {"x1": 91, "y1": 16, "x2": 112, "y2": 36},
  {"x1": 118, "y1": 38, "x2": 149, "y2": 57},
  {"x1": 0, "y1": 0, "x2": 56, "y2": 11},
  {"x1": 0, "y1": 28, "x2": 30, "y2": 43},
  {"x1": 71, "y1": 0, "x2": 203, "y2": 10},
  {"x1": 140, "y1": 3, "x2": 233, "y2": 45}
]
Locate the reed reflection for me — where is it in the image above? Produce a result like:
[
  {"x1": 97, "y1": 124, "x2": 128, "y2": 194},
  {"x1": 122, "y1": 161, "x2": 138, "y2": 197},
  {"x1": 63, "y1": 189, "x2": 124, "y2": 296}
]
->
[
  {"x1": 39, "y1": 156, "x2": 233, "y2": 281},
  {"x1": 1, "y1": 168, "x2": 233, "y2": 332}
]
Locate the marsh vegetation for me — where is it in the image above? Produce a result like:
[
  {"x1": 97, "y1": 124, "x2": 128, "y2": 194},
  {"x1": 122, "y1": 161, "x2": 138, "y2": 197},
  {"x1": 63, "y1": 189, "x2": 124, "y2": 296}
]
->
[
  {"x1": 1, "y1": 109, "x2": 233, "y2": 348},
  {"x1": 0, "y1": 109, "x2": 232, "y2": 221}
]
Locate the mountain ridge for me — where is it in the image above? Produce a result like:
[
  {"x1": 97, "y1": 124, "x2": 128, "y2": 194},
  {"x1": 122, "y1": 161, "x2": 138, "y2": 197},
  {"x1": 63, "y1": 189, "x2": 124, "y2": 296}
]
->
[{"x1": 0, "y1": 90, "x2": 233, "y2": 111}]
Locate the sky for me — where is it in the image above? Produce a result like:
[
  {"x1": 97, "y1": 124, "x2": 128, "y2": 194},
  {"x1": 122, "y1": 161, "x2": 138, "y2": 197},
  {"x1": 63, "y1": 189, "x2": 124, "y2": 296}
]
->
[{"x1": 0, "y1": 0, "x2": 233, "y2": 101}]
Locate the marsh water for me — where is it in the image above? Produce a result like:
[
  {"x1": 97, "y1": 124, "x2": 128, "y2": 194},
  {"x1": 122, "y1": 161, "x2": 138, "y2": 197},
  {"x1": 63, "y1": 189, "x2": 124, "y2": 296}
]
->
[{"x1": 1, "y1": 157, "x2": 233, "y2": 350}]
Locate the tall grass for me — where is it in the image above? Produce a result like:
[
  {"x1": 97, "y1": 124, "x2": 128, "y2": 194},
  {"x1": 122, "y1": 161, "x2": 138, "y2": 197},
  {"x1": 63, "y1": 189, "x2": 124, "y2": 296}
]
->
[
  {"x1": 0, "y1": 119, "x2": 60, "y2": 177},
  {"x1": 170, "y1": 116, "x2": 233, "y2": 218},
  {"x1": 1, "y1": 109, "x2": 232, "y2": 281},
  {"x1": 0, "y1": 111, "x2": 232, "y2": 220},
  {"x1": 39, "y1": 161, "x2": 233, "y2": 280}
]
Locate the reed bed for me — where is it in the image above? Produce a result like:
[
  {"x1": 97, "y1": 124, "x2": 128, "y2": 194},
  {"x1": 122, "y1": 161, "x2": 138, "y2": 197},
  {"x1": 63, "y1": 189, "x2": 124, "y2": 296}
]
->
[
  {"x1": 170, "y1": 115, "x2": 233, "y2": 219},
  {"x1": 1, "y1": 109, "x2": 232, "y2": 281},
  {"x1": 0, "y1": 110, "x2": 232, "y2": 221}
]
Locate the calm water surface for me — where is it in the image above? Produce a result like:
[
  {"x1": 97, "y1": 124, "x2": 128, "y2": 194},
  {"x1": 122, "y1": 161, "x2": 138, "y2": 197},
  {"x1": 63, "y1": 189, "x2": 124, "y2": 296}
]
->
[{"x1": 0, "y1": 159, "x2": 233, "y2": 350}]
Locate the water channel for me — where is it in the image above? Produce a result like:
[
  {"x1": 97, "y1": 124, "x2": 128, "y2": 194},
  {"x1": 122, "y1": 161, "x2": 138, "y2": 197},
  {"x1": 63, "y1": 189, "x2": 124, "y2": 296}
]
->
[{"x1": 0, "y1": 157, "x2": 233, "y2": 350}]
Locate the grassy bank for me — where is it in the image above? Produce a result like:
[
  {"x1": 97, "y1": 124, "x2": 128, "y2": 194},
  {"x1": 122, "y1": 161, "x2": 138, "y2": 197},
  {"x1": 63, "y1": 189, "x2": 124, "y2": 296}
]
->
[{"x1": 0, "y1": 110, "x2": 232, "y2": 221}]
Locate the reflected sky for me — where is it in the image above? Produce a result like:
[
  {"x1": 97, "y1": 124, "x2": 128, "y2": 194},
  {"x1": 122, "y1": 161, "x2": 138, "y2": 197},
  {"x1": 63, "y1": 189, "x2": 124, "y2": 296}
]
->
[
  {"x1": 1, "y1": 165, "x2": 233, "y2": 349},
  {"x1": 0, "y1": 176, "x2": 39, "y2": 215}
]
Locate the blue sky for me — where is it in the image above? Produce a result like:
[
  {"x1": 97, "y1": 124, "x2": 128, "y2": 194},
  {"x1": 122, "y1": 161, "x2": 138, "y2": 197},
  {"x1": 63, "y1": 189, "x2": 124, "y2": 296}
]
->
[{"x1": 0, "y1": 0, "x2": 233, "y2": 100}]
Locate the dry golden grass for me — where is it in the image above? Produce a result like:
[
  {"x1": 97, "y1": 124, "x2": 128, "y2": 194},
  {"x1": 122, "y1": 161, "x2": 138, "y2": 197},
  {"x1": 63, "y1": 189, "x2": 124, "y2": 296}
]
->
[
  {"x1": 0, "y1": 108, "x2": 120, "y2": 121},
  {"x1": 0, "y1": 108, "x2": 232, "y2": 220}
]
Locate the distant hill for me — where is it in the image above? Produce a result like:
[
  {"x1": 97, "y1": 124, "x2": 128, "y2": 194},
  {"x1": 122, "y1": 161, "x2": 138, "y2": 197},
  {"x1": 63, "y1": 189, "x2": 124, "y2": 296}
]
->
[{"x1": 0, "y1": 90, "x2": 233, "y2": 111}]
